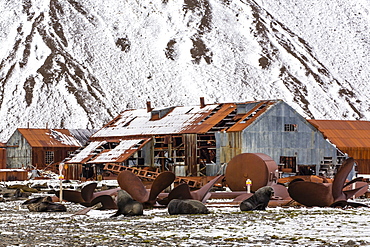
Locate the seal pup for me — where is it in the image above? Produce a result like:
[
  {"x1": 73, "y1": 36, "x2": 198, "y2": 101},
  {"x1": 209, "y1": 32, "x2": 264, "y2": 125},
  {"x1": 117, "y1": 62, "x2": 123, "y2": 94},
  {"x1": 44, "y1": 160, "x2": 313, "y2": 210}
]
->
[
  {"x1": 240, "y1": 186, "x2": 273, "y2": 211},
  {"x1": 111, "y1": 190, "x2": 143, "y2": 217},
  {"x1": 167, "y1": 199, "x2": 210, "y2": 215}
]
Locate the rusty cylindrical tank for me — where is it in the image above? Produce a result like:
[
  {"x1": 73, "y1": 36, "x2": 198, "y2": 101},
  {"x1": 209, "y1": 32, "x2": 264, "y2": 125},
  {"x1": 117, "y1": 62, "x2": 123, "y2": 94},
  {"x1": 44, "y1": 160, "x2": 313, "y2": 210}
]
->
[{"x1": 225, "y1": 153, "x2": 278, "y2": 191}]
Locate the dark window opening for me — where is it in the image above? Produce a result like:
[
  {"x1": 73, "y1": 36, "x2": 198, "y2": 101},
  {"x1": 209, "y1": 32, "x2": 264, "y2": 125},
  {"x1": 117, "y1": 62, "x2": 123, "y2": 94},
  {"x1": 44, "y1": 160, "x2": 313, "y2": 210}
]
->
[
  {"x1": 284, "y1": 124, "x2": 297, "y2": 132},
  {"x1": 279, "y1": 156, "x2": 296, "y2": 173}
]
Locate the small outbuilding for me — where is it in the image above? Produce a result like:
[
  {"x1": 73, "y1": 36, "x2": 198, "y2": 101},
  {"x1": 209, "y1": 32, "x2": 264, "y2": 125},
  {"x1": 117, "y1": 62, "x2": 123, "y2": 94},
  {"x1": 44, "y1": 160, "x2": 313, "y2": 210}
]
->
[{"x1": 5, "y1": 128, "x2": 96, "y2": 170}]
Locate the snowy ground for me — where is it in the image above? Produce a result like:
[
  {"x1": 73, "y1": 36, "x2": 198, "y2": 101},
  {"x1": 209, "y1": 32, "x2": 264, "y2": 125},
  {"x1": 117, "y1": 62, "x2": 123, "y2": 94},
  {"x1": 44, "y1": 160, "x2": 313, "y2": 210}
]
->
[{"x1": 1, "y1": 191, "x2": 370, "y2": 246}]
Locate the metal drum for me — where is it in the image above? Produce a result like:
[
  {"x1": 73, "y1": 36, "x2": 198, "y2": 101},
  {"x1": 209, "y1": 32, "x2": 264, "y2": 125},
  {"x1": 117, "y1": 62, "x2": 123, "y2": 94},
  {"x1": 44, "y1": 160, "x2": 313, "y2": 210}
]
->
[{"x1": 225, "y1": 153, "x2": 278, "y2": 191}]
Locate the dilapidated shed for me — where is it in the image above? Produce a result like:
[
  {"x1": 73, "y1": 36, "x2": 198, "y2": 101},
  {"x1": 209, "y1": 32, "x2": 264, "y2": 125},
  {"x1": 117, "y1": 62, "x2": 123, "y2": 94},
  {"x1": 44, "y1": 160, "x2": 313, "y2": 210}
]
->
[
  {"x1": 5, "y1": 129, "x2": 96, "y2": 170},
  {"x1": 308, "y1": 120, "x2": 370, "y2": 174},
  {"x1": 66, "y1": 99, "x2": 341, "y2": 178}
]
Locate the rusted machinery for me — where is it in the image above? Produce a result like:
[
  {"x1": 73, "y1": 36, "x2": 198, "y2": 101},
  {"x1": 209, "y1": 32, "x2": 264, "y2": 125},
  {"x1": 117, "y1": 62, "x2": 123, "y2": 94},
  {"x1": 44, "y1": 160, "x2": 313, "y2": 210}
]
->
[
  {"x1": 288, "y1": 157, "x2": 368, "y2": 207},
  {"x1": 225, "y1": 153, "x2": 279, "y2": 192}
]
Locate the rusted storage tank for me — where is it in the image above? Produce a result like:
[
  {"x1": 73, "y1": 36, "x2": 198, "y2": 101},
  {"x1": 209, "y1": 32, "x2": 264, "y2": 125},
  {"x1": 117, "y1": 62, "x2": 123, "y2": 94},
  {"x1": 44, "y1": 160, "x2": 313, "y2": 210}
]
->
[{"x1": 225, "y1": 153, "x2": 278, "y2": 191}]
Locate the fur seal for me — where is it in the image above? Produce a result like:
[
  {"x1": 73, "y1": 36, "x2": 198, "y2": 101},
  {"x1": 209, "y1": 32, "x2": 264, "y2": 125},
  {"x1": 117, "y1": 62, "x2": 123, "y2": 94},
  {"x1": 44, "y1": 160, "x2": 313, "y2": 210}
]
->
[
  {"x1": 23, "y1": 196, "x2": 67, "y2": 212},
  {"x1": 111, "y1": 190, "x2": 143, "y2": 217},
  {"x1": 240, "y1": 186, "x2": 273, "y2": 211},
  {"x1": 167, "y1": 199, "x2": 210, "y2": 215}
]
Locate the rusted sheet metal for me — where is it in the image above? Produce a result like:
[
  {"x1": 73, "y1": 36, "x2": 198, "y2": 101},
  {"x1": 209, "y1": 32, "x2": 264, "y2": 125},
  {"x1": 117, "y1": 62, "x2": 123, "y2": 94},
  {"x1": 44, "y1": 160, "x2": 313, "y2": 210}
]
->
[
  {"x1": 227, "y1": 101, "x2": 276, "y2": 132},
  {"x1": 17, "y1": 129, "x2": 81, "y2": 148},
  {"x1": 288, "y1": 157, "x2": 368, "y2": 207},
  {"x1": 87, "y1": 138, "x2": 151, "y2": 164},
  {"x1": 184, "y1": 134, "x2": 197, "y2": 176},
  {"x1": 0, "y1": 169, "x2": 28, "y2": 181},
  {"x1": 63, "y1": 163, "x2": 83, "y2": 180},
  {"x1": 308, "y1": 120, "x2": 370, "y2": 149},
  {"x1": 91, "y1": 101, "x2": 281, "y2": 140},
  {"x1": 66, "y1": 141, "x2": 107, "y2": 164},
  {"x1": 0, "y1": 145, "x2": 6, "y2": 169},
  {"x1": 181, "y1": 103, "x2": 236, "y2": 133},
  {"x1": 308, "y1": 120, "x2": 370, "y2": 173},
  {"x1": 225, "y1": 153, "x2": 278, "y2": 191}
]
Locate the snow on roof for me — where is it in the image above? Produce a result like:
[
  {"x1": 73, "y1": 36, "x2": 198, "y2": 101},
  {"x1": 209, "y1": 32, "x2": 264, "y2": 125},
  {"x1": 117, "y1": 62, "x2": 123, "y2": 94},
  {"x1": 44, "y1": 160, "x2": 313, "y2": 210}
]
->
[
  {"x1": 87, "y1": 139, "x2": 147, "y2": 163},
  {"x1": 93, "y1": 104, "x2": 219, "y2": 138},
  {"x1": 49, "y1": 130, "x2": 83, "y2": 147},
  {"x1": 66, "y1": 141, "x2": 107, "y2": 164}
]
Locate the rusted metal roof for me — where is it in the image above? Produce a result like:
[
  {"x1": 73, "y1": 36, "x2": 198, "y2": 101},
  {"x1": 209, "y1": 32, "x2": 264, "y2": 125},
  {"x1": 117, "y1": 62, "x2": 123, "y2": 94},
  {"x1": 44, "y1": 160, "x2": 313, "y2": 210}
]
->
[
  {"x1": 227, "y1": 101, "x2": 276, "y2": 132},
  {"x1": 308, "y1": 120, "x2": 370, "y2": 148},
  {"x1": 65, "y1": 141, "x2": 107, "y2": 164},
  {"x1": 17, "y1": 129, "x2": 82, "y2": 148},
  {"x1": 66, "y1": 138, "x2": 152, "y2": 164},
  {"x1": 92, "y1": 100, "x2": 280, "y2": 139},
  {"x1": 308, "y1": 120, "x2": 370, "y2": 165},
  {"x1": 88, "y1": 138, "x2": 151, "y2": 164}
]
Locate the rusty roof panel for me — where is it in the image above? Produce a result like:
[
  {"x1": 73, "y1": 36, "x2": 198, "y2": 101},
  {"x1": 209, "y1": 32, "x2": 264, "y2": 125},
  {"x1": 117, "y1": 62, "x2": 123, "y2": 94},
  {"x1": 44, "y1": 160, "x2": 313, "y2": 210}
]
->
[
  {"x1": 227, "y1": 101, "x2": 276, "y2": 132},
  {"x1": 308, "y1": 120, "x2": 370, "y2": 148},
  {"x1": 181, "y1": 103, "x2": 237, "y2": 133},
  {"x1": 66, "y1": 141, "x2": 107, "y2": 164},
  {"x1": 18, "y1": 129, "x2": 82, "y2": 148},
  {"x1": 88, "y1": 138, "x2": 151, "y2": 164}
]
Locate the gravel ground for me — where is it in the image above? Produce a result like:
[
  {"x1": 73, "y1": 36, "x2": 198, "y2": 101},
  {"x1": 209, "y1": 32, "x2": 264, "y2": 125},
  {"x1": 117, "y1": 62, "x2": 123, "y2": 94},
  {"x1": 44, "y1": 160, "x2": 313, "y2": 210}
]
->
[{"x1": 1, "y1": 197, "x2": 370, "y2": 247}]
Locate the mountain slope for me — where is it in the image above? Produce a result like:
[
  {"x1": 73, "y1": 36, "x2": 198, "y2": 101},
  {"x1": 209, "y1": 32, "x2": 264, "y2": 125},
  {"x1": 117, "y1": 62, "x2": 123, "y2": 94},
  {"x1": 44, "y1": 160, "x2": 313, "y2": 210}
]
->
[{"x1": 0, "y1": 0, "x2": 369, "y2": 142}]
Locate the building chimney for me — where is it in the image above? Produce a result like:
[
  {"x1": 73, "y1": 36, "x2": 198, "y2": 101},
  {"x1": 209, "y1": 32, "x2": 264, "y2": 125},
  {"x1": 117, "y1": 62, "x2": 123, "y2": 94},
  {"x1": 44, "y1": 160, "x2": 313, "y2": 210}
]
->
[
  {"x1": 200, "y1": 97, "x2": 205, "y2": 108},
  {"x1": 146, "y1": 101, "x2": 153, "y2": 112}
]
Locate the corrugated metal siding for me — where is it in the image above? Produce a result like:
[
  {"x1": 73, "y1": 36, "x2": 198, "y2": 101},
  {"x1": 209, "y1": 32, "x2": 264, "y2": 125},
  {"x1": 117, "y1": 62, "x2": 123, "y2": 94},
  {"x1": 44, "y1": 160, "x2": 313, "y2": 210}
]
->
[
  {"x1": 241, "y1": 103, "x2": 338, "y2": 172},
  {"x1": 0, "y1": 148, "x2": 6, "y2": 169},
  {"x1": 0, "y1": 170, "x2": 28, "y2": 181},
  {"x1": 6, "y1": 130, "x2": 32, "y2": 168},
  {"x1": 184, "y1": 134, "x2": 198, "y2": 176},
  {"x1": 216, "y1": 132, "x2": 242, "y2": 164}
]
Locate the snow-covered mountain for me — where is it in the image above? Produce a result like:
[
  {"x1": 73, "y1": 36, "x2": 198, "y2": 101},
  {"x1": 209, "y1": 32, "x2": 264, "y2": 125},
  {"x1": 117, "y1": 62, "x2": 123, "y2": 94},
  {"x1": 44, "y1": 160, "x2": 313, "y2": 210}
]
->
[{"x1": 0, "y1": 0, "x2": 369, "y2": 142}]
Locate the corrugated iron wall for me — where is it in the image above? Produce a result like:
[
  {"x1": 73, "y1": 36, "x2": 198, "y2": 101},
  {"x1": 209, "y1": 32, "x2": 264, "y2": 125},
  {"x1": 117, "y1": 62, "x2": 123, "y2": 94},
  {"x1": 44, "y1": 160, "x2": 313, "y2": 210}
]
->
[
  {"x1": 340, "y1": 147, "x2": 370, "y2": 174},
  {"x1": 0, "y1": 170, "x2": 28, "y2": 181},
  {"x1": 0, "y1": 148, "x2": 6, "y2": 168},
  {"x1": 63, "y1": 163, "x2": 83, "y2": 180}
]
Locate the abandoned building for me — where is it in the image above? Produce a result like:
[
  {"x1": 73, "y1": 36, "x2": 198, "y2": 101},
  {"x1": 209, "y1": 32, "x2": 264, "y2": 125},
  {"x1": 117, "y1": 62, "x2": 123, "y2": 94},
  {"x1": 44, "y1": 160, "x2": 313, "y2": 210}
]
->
[
  {"x1": 4, "y1": 128, "x2": 96, "y2": 170},
  {"x1": 64, "y1": 99, "x2": 342, "y2": 179},
  {"x1": 308, "y1": 120, "x2": 370, "y2": 175}
]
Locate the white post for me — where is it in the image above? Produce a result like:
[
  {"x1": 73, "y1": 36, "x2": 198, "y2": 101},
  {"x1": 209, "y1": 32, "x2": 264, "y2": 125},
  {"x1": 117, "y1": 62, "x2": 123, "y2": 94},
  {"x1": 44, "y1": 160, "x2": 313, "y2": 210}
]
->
[
  {"x1": 58, "y1": 163, "x2": 65, "y2": 203},
  {"x1": 246, "y1": 178, "x2": 252, "y2": 193}
]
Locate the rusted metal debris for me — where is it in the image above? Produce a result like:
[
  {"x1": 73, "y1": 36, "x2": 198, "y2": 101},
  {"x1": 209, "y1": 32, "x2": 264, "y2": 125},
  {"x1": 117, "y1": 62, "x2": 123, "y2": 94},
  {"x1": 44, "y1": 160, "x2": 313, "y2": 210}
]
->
[
  {"x1": 288, "y1": 157, "x2": 369, "y2": 207},
  {"x1": 55, "y1": 182, "x2": 119, "y2": 209},
  {"x1": 117, "y1": 170, "x2": 176, "y2": 207}
]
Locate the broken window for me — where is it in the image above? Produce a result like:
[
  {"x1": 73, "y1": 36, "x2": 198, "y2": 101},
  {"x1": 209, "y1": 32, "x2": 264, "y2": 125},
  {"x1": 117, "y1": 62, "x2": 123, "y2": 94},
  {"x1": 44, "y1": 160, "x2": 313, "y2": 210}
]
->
[{"x1": 284, "y1": 124, "x2": 297, "y2": 132}]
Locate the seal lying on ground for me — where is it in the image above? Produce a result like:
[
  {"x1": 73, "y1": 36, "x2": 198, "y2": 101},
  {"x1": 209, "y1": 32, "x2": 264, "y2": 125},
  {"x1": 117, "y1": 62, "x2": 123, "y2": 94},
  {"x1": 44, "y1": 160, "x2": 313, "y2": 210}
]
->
[
  {"x1": 23, "y1": 196, "x2": 67, "y2": 212},
  {"x1": 167, "y1": 199, "x2": 210, "y2": 215},
  {"x1": 240, "y1": 186, "x2": 273, "y2": 211},
  {"x1": 110, "y1": 190, "x2": 143, "y2": 217}
]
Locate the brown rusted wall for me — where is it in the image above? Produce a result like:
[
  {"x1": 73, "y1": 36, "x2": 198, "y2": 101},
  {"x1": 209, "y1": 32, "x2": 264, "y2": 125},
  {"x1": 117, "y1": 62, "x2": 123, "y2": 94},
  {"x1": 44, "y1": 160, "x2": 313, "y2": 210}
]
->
[
  {"x1": 0, "y1": 148, "x2": 6, "y2": 169},
  {"x1": 62, "y1": 163, "x2": 83, "y2": 180},
  {"x1": 340, "y1": 147, "x2": 370, "y2": 174},
  {"x1": 0, "y1": 170, "x2": 28, "y2": 181},
  {"x1": 32, "y1": 147, "x2": 79, "y2": 169},
  {"x1": 184, "y1": 134, "x2": 198, "y2": 176}
]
